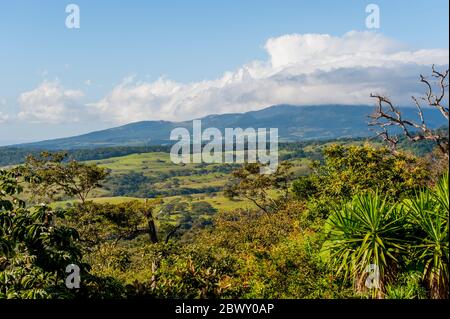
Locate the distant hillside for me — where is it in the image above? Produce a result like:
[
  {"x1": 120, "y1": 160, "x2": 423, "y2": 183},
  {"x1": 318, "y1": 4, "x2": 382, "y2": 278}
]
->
[{"x1": 5, "y1": 104, "x2": 449, "y2": 150}]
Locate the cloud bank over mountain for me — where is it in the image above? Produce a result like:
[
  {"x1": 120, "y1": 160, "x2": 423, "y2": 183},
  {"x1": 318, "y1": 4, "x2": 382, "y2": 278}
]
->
[
  {"x1": 17, "y1": 81, "x2": 85, "y2": 123},
  {"x1": 14, "y1": 31, "x2": 450, "y2": 125}
]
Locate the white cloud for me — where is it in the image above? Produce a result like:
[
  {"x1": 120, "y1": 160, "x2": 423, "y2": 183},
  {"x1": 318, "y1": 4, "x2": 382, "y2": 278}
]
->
[
  {"x1": 0, "y1": 112, "x2": 8, "y2": 123},
  {"x1": 17, "y1": 81, "x2": 85, "y2": 123},
  {"x1": 89, "y1": 31, "x2": 448, "y2": 124},
  {"x1": 264, "y1": 31, "x2": 447, "y2": 71},
  {"x1": 16, "y1": 31, "x2": 449, "y2": 125},
  {"x1": 0, "y1": 98, "x2": 9, "y2": 123}
]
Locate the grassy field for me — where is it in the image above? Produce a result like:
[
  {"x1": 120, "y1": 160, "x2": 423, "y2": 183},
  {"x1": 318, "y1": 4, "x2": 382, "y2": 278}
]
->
[
  {"x1": 15, "y1": 139, "x2": 391, "y2": 234},
  {"x1": 51, "y1": 149, "x2": 311, "y2": 219},
  {"x1": 84, "y1": 150, "x2": 311, "y2": 199},
  {"x1": 52, "y1": 191, "x2": 255, "y2": 230},
  {"x1": 54, "y1": 191, "x2": 254, "y2": 212},
  {"x1": 12, "y1": 141, "x2": 366, "y2": 215}
]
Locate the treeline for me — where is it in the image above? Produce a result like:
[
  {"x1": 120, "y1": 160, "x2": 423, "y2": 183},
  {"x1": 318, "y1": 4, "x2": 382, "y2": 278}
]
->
[
  {"x1": 1, "y1": 131, "x2": 446, "y2": 167},
  {"x1": 0, "y1": 138, "x2": 360, "y2": 166},
  {"x1": 0, "y1": 145, "x2": 172, "y2": 166}
]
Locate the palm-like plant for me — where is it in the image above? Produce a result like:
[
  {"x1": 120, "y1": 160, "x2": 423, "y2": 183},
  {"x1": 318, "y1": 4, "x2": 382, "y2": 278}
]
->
[
  {"x1": 406, "y1": 173, "x2": 449, "y2": 299},
  {"x1": 328, "y1": 192, "x2": 407, "y2": 297}
]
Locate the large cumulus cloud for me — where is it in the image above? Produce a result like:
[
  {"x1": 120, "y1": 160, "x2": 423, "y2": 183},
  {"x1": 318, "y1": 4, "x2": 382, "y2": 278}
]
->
[
  {"x1": 17, "y1": 81, "x2": 85, "y2": 123},
  {"x1": 18, "y1": 31, "x2": 450, "y2": 124}
]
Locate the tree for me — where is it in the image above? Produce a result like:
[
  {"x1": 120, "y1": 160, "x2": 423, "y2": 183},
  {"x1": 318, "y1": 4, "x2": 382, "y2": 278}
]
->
[
  {"x1": 327, "y1": 173, "x2": 449, "y2": 299},
  {"x1": 327, "y1": 192, "x2": 407, "y2": 298},
  {"x1": 370, "y1": 66, "x2": 449, "y2": 157},
  {"x1": 297, "y1": 144, "x2": 429, "y2": 202},
  {"x1": 224, "y1": 162, "x2": 292, "y2": 214},
  {"x1": 190, "y1": 201, "x2": 217, "y2": 215},
  {"x1": 23, "y1": 152, "x2": 108, "y2": 204},
  {"x1": 291, "y1": 175, "x2": 317, "y2": 200},
  {"x1": 64, "y1": 200, "x2": 154, "y2": 245},
  {"x1": 405, "y1": 173, "x2": 449, "y2": 299},
  {"x1": 0, "y1": 169, "x2": 84, "y2": 298}
]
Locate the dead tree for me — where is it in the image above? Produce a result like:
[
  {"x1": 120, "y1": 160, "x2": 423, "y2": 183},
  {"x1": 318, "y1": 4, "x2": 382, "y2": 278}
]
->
[
  {"x1": 369, "y1": 65, "x2": 449, "y2": 158},
  {"x1": 144, "y1": 199, "x2": 181, "y2": 290},
  {"x1": 144, "y1": 199, "x2": 159, "y2": 244}
]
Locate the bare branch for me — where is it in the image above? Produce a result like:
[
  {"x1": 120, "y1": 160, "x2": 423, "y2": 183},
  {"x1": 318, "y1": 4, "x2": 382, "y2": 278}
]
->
[{"x1": 369, "y1": 66, "x2": 449, "y2": 158}]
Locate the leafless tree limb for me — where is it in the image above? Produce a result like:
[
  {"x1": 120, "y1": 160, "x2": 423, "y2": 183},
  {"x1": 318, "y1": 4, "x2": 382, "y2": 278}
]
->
[{"x1": 369, "y1": 65, "x2": 449, "y2": 157}]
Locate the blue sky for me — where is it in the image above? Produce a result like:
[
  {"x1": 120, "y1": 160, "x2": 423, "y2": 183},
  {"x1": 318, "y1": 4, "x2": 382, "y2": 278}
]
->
[{"x1": 0, "y1": 0, "x2": 449, "y2": 145}]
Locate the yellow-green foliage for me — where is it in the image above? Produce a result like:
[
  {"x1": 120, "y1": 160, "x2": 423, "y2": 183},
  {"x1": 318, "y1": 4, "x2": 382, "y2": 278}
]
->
[
  {"x1": 3, "y1": 143, "x2": 447, "y2": 299},
  {"x1": 317, "y1": 144, "x2": 429, "y2": 198}
]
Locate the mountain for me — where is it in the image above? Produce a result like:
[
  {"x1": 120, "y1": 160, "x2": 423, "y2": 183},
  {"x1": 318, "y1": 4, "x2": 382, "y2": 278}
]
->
[{"x1": 7, "y1": 104, "x2": 449, "y2": 150}]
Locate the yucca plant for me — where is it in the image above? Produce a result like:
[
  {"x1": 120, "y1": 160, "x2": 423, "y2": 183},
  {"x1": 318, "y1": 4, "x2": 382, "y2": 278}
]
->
[
  {"x1": 406, "y1": 173, "x2": 449, "y2": 299},
  {"x1": 327, "y1": 192, "x2": 407, "y2": 297},
  {"x1": 384, "y1": 271, "x2": 427, "y2": 299}
]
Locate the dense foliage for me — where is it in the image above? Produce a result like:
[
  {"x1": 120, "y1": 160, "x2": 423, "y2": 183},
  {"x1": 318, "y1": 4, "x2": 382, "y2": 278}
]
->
[{"x1": 1, "y1": 140, "x2": 448, "y2": 299}]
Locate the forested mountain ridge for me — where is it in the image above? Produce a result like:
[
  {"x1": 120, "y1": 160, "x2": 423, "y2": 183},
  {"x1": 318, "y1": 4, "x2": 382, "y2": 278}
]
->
[{"x1": 6, "y1": 104, "x2": 448, "y2": 150}]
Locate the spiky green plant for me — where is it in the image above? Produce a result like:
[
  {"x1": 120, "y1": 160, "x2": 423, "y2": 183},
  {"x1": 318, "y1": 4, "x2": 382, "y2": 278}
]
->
[
  {"x1": 384, "y1": 271, "x2": 427, "y2": 299},
  {"x1": 328, "y1": 192, "x2": 407, "y2": 297},
  {"x1": 406, "y1": 173, "x2": 449, "y2": 299}
]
